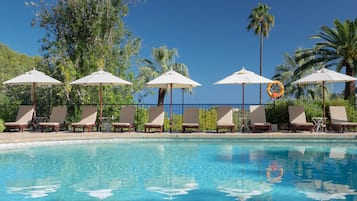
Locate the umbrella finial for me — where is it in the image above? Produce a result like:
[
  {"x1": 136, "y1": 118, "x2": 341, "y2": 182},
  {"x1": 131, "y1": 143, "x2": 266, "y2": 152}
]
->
[{"x1": 319, "y1": 66, "x2": 327, "y2": 73}]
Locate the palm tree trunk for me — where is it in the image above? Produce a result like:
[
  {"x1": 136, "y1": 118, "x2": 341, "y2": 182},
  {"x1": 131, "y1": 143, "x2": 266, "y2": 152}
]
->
[
  {"x1": 157, "y1": 88, "x2": 166, "y2": 106},
  {"x1": 344, "y1": 65, "x2": 355, "y2": 102},
  {"x1": 259, "y1": 32, "x2": 263, "y2": 104}
]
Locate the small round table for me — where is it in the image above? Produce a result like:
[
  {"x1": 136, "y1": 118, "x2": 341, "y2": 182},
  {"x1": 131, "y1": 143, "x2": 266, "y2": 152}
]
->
[{"x1": 312, "y1": 117, "x2": 327, "y2": 133}]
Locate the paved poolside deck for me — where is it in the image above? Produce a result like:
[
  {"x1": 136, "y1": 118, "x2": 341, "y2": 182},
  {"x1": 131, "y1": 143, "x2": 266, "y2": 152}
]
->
[{"x1": 1, "y1": 131, "x2": 357, "y2": 144}]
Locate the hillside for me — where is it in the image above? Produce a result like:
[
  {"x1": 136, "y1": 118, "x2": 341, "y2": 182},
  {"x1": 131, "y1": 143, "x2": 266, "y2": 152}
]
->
[{"x1": 0, "y1": 43, "x2": 42, "y2": 83}]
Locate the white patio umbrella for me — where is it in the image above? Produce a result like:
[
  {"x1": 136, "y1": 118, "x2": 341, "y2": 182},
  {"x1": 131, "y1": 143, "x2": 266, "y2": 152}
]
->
[
  {"x1": 3, "y1": 69, "x2": 62, "y2": 118},
  {"x1": 145, "y1": 69, "x2": 201, "y2": 132},
  {"x1": 292, "y1": 67, "x2": 357, "y2": 123},
  {"x1": 214, "y1": 67, "x2": 273, "y2": 131},
  {"x1": 70, "y1": 69, "x2": 132, "y2": 128}
]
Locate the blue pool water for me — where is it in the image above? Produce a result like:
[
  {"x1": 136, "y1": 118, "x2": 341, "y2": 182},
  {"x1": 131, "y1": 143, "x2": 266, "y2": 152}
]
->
[{"x1": 0, "y1": 139, "x2": 356, "y2": 201}]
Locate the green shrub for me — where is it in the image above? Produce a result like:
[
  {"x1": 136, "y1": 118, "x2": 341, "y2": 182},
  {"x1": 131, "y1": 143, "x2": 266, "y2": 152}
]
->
[
  {"x1": 266, "y1": 100, "x2": 293, "y2": 125},
  {"x1": 0, "y1": 119, "x2": 5, "y2": 132},
  {"x1": 135, "y1": 107, "x2": 148, "y2": 131}
]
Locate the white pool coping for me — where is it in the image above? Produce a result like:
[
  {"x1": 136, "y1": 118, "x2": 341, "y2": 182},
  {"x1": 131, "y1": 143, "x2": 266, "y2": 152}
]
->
[{"x1": 1, "y1": 131, "x2": 357, "y2": 144}]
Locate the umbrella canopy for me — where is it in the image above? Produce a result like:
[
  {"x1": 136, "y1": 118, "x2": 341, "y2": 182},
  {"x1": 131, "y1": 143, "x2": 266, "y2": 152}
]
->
[
  {"x1": 70, "y1": 69, "x2": 132, "y2": 128},
  {"x1": 145, "y1": 69, "x2": 201, "y2": 132},
  {"x1": 3, "y1": 69, "x2": 62, "y2": 86},
  {"x1": 145, "y1": 70, "x2": 201, "y2": 88},
  {"x1": 70, "y1": 69, "x2": 132, "y2": 86},
  {"x1": 292, "y1": 67, "x2": 357, "y2": 123},
  {"x1": 214, "y1": 67, "x2": 273, "y2": 131},
  {"x1": 3, "y1": 69, "x2": 62, "y2": 118},
  {"x1": 214, "y1": 67, "x2": 273, "y2": 85},
  {"x1": 292, "y1": 67, "x2": 357, "y2": 84}
]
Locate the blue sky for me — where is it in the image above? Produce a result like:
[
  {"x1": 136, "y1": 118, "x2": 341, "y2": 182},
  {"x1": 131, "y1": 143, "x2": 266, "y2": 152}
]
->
[{"x1": 1, "y1": 0, "x2": 357, "y2": 104}]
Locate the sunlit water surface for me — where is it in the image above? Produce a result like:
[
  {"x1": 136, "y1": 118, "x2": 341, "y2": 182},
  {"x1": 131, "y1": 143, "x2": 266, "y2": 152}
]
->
[{"x1": 0, "y1": 139, "x2": 356, "y2": 201}]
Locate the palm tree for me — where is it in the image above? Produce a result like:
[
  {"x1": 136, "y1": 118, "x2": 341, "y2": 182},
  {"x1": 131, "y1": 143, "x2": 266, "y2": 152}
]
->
[
  {"x1": 273, "y1": 50, "x2": 324, "y2": 99},
  {"x1": 247, "y1": 3, "x2": 274, "y2": 104},
  {"x1": 136, "y1": 45, "x2": 189, "y2": 105},
  {"x1": 295, "y1": 19, "x2": 357, "y2": 101}
]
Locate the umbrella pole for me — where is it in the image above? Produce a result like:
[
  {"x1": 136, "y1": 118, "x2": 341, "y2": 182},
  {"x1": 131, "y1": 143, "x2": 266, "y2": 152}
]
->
[
  {"x1": 182, "y1": 88, "x2": 184, "y2": 128},
  {"x1": 33, "y1": 83, "x2": 36, "y2": 118},
  {"x1": 32, "y1": 83, "x2": 36, "y2": 131},
  {"x1": 242, "y1": 83, "x2": 245, "y2": 132},
  {"x1": 100, "y1": 84, "x2": 103, "y2": 131},
  {"x1": 170, "y1": 84, "x2": 173, "y2": 133},
  {"x1": 322, "y1": 81, "x2": 325, "y2": 128}
]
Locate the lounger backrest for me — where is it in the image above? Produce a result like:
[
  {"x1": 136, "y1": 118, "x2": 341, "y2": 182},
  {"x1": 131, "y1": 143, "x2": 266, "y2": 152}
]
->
[
  {"x1": 16, "y1": 105, "x2": 34, "y2": 122},
  {"x1": 49, "y1": 106, "x2": 67, "y2": 123},
  {"x1": 288, "y1": 106, "x2": 307, "y2": 124},
  {"x1": 148, "y1": 106, "x2": 164, "y2": 124},
  {"x1": 329, "y1": 106, "x2": 348, "y2": 123},
  {"x1": 217, "y1": 106, "x2": 233, "y2": 125},
  {"x1": 183, "y1": 108, "x2": 199, "y2": 124},
  {"x1": 119, "y1": 106, "x2": 136, "y2": 124},
  {"x1": 79, "y1": 106, "x2": 97, "y2": 123},
  {"x1": 250, "y1": 105, "x2": 266, "y2": 124}
]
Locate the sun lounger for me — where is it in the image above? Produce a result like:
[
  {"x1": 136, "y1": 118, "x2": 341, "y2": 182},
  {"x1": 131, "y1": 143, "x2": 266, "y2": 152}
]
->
[
  {"x1": 38, "y1": 106, "x2": 67, "y2": 132},
  {"x1": 71, "y1": 106, "x2": 97, "y2": 132},
  {"x1": 216, "y1": 106, "x2": 235, "y2": 132},
  {"x1": 329, "y1": 106, "x2": 357, "y2": 132},
  {"x1": 182, "y1": 108, "x2": 200, "y2": 132},
  {"x1": 112, "y1": 105, "x2": 136, "y2": 132},
  {"x1": 288, "y1": 106, "x2": 314, "y2": 132},
  {"x1": 249, "y1": 105, "x2": 272, "y2": 132},
  {"x1": 5, "y1": 105, "x2": 34, "y2": 132},
  {"x1": 144, "y1": 106, "x2": 164, "y2": 132}
]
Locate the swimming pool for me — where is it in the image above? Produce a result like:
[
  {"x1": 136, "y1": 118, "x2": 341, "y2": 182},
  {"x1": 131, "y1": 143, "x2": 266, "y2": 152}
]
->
[{"x1": 0, "y1": 139, "x2": 356, "y2": 201}]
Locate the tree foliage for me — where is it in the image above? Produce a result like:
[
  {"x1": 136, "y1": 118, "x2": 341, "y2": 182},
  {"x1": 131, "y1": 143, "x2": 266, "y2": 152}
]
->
[
  {"x1": 136, "y1": 45, "x2": 190, "y2": 105},
  {"x1": 31, "y1": 0, "x2": 140, "y2": 100},
  {"x1": 247, "y1": 3, "x2": 274, "y2": 104},
  {"x1": 30, "y1": 0, "x2": 141, "y2": 119},
  {"x1": 0, "y1": 43, "x2": 44, "y2": 120},
  {"x1": 247, "y1": 3, "x2": 274, "y2": 38},
  {"x1": 295, "y1": 19, "x2": 357, "y2": 101},
  {"x1": 272, "y1": 50, "x2": 326, "y2": 100}
]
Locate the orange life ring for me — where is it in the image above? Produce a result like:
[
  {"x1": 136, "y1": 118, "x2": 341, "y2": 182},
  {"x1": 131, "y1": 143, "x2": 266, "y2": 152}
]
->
[{"x1": 267, "y1": 81, "x2": 284, "y2": 99}]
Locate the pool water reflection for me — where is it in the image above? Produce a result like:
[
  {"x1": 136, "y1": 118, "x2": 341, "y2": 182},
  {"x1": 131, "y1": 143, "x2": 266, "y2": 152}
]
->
[{"x1": 0, "y1": 139, "x2": 356, "y2": 201}]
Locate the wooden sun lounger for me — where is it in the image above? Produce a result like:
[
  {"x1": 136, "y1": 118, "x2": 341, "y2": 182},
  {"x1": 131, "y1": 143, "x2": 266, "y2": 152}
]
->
[
  {"x1": 216, "y1": 106, "x2": 235, "y2": 132},
  {"x1": 5, "y1": 105, "x2": 34, "y2": 132},
  {"x1": 144, "y1": 106, "x2": 164, "y2": 133},
  {"x1": 288, "y1": 106, "x2": 314, "y2": 132},
  {"x1": 182, "y1": 108, "x2": 200, "y2": 132},
  {"x1": 249, "y1": 105, "x2": 272, "y2": 132},
  {"x1": 112, "y1": 105, "x2": 136, "y2": 132},
  {"x1": 38, "y1": 106, "x2": 67, "y2": 132},
  {"x1": 71, "y1": 106, "x2": 97, "y2": 132},
  {"x1": 329, "y1": 106, "x2": 357, "y2": 132}
]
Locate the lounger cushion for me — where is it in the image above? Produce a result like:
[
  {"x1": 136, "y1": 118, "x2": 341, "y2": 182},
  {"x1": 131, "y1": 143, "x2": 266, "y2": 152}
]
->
[
  {"x1": 112, "y1": 122, "x2": 132, "y2": 127},
  {"x1": 182, "y1": 123, "x2": 199, "y2": 127},
  {"x1": 4, "y1": 122, "x2": 30, "y2": 127},
  {"x1": 288, "y1": 106, "x2": 314, "y2": 132}
]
